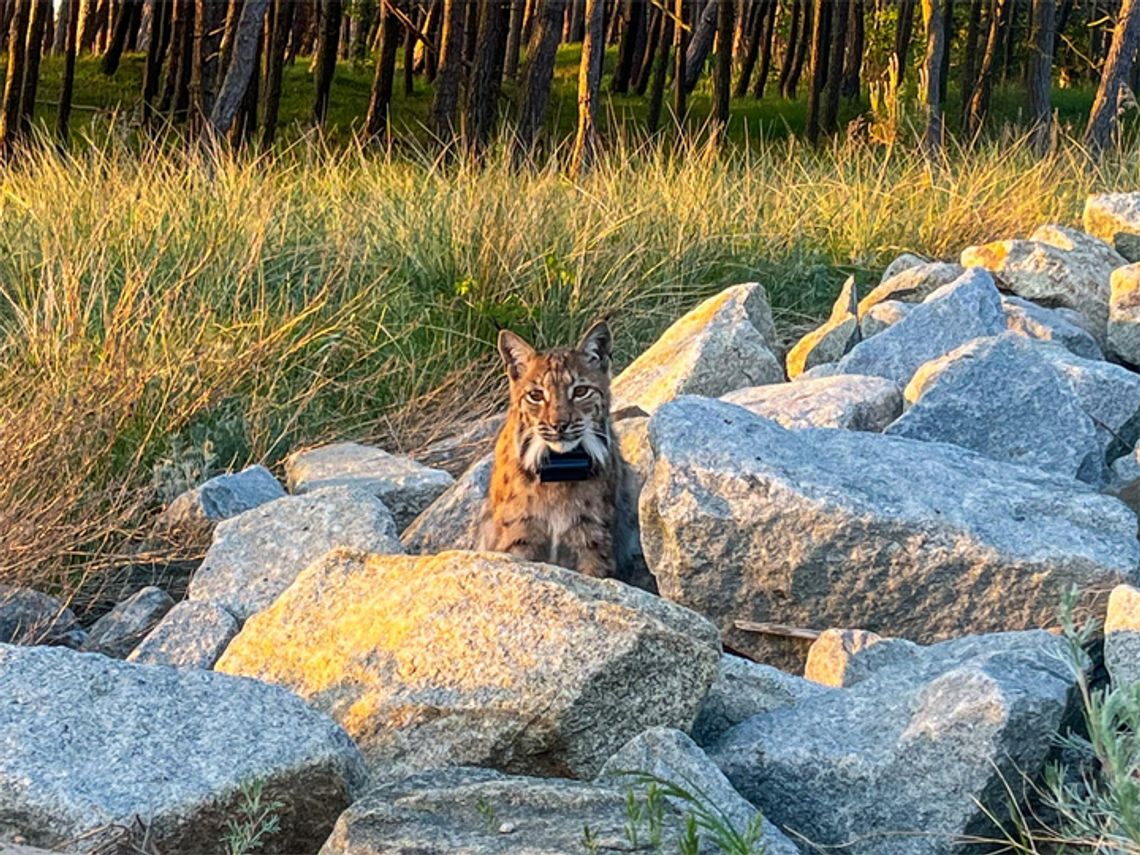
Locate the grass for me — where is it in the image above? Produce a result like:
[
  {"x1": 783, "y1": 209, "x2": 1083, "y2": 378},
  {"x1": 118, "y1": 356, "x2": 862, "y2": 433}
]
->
[{"x1": 3, "y1": 124, "x2": 1140, "y2": 610}]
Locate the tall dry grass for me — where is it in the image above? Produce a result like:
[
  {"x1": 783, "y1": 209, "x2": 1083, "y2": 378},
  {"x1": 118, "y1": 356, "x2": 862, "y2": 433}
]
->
[{"x1": 1, "y1": 129, "x2": 1138, "y2": 606}]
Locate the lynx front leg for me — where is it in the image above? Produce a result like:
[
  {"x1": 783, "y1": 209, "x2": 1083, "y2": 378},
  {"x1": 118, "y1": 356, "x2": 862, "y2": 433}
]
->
[
  {"x1": 484, "y1": 514, "x2": 549, "y2": 564},
  {"x1": 566, "y1": 518, "x2": 616, "y2": 579}
]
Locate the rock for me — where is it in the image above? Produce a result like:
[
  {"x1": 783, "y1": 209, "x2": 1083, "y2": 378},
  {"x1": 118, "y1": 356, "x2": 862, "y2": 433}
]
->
[
  {"x1": 1110, "y1": 263, "x2": 1140, "y2": 365},
  {"x1": 879, "y1": 253, "x2": 928, "y2": 282},
  {"x1": 319, "y1": 766, "x2": 727, "y2": 855},
  {"x1": 0, "y1": 644, "x2": 366, "y2": 854},
  {"x1": 0, "y1": 587, "x2": 85, "y2": 648},
  {"x1": 641, "y1": 396, "x2": 1140, "y2": 666},
  {"x1": 691, "y1": 653, "x2": 828, "y2": 748},
  {"x1": 187, "y1": 486, "x2": 402, "y2": 622},
  {"x1": 400, "y1": 455, "x2": 492, "y2": 554},
  {"x1": 1113, "y1": 449, "x2": 1140, "y2": 484},
  {"x1": 612, "y1": 283, "x2": 784, "y2": 414},
  {"x1": 722, "y1": 374, "x2": 902, "y2": 432},
  {"x1": 1031, "y1": 223, "x2": 1127, "y2": 270},
  {"x1": 216, "y1": 549, "x2": 721, "y2": 780},
  {"x1": 961, "y1": 238, "x2": 1115, "y2": 339},
  {"x1": 1084, "y1": 192, "x2": 1140, "y2": 262},
  {"x1": 803, "y1": 629, "x2": 922, "y2": 688},
  {"x1": 786, "y1": 276, "x2": 860, "y2": 379},
  {"x1": 414, "y1": 415, "x2": 505, "y2": 477},
  {"x1": 1105, "y1": 584, "x2": 1140, "y2": 687},
  {"x1": 887, "y1": 334, "x2": 1104, "y2": 483},
  {"x1": 285, "y1": 442, "x2": 453, "y2": 531},
  {"x1": 616, "y1": 416, "x2": 653, "y2": 488},
  {"x1": 858, "y1": 262, "x2": 965, "y2": 316},
  {"x1": 597, "y1": 728, "x2": 800, "y2": 855},
  {"x1": 83, "y1": 586, "x2": 174, "y2": 659},
  {"x1": 861, "y1": 300, "x2": 912, "y2": 338},
  {"x1": 127, "y1": 600, "x2": 240, "y2": 669},
  {"x1": 1003, "y1": 295, "x2": 1105, "y2": 359},
  {"x1": 794, "y1": 362, "x2": 841, "y2": 381},
  {"x1": 158, "y1": 465, "x2": 285, "y2": 535},
  {"x1": 711, "y1": 631, "x2": 1075, "y2": 855},
  {"x1": 833, "y1": 268, "x2": 1007, "y2": 386}
]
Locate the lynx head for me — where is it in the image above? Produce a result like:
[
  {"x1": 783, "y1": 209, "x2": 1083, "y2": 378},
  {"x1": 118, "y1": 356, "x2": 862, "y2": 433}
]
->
[{"x1": 498, "y1": 320, "x2": 614, "y2": 474}]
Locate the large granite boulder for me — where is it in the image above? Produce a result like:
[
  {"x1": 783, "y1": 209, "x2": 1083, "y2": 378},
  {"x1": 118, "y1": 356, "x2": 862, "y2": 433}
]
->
[
  {"x1": 0, "y1": 644, "x2": 366, "y2": 854},
  {"x1": 1002, "y1": 295, "x2": 1104, "y2": 359},
  {"x1": 640, "y1": 395, "x2": 1139, "y2": 666},
  {"x1": 127, "y1": 600, "x2": 240, "y2": 669},
  {"x1": 597, "y1": 728, "x2": 800, "y2": 855},
  {"x1": 785, "y1": 276, "x2": 860, "y2": 379},
  {"x1": 186, "y1": 486, "x2": 402, "y2": 621},
  {"x1": 285, "y1": 442, "x2": 453, "y2": 531},
  {"x1": 320, "y1": 766, "x2": 735, "y2": 855},
  {"x1": 833, "y1": 268, "x2": 1006, "y2": 385},
  {"x1": 413, "y1": 414, "x2": 504, "y2": 477},
  {"x1": 83, "y1": 586, "x2": 174, "y2": 659},
  {"x1": 722, "y1": 374, "x2": 902, "y2": 432},
  {"x1": 611, "y1": 284, "x2": 783, "y2": 414},
  {"x1": 857, "y1": 262, "x2": 965, "y2": 316},
  {"x1": 399, "y1": 455, "x2": 491, "y2": 554},
  {"x1": 1084, "y1": 192, "x2": 1140, "y2": 262},
  {"x1": 886, "y1": 334, "x2": 1104, "y2": 483},
  {"x1": 711, "y1": 631, "x2": 1076, "y2": 855},
  {"x1": 0, "y1": 587, "x2": 85, "y2": 648},
  {"x1": 1109, "y1": 263, "x2": 1140, "y2": 365},
  {"x1": 1031, "y1": 223, "x2": 1127, "y2": 270},
  {"x1": 861, "y1": 300, "x2": 913, "y2": 338},
  {"x1": 803, "y1": 628, "x2": 922, "y2": 688},
  {"x1": 216, "y1": 549, "x2": 720, "y2": 779},
  {"x1": 157, "y1": 465, "x2": 285, "y2": 536},
  {"x1": 1105, "y1": 583, "x2": 1140, "y2": 688}
]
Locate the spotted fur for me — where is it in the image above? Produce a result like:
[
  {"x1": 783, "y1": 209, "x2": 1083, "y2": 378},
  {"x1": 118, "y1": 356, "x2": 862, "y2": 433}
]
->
[{"x1": 478, "y1": 321, "x2": 638, "y2": 579}]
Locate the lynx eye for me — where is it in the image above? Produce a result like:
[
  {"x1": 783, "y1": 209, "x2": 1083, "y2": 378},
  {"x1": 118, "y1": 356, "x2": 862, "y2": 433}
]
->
[
  {"x1": 571, "y1": 386, "x2": 592, "y2": 399},
  {"x1": 526, "y1": 388, "x2": 545, "y2": 404}
]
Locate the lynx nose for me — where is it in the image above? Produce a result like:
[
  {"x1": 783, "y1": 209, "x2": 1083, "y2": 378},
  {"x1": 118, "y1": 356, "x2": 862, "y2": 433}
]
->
[{"x1": 554, "y1": 420, "x2": 571, "y2": 435}]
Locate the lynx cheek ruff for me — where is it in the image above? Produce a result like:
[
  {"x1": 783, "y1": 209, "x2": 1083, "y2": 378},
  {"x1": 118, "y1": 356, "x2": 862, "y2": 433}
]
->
[{"x1": 539, "y1": 448, "x2": 595, "y2": 482}]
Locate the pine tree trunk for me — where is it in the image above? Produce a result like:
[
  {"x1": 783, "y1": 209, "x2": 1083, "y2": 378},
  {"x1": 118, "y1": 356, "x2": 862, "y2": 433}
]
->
[
  {"x1": 365, "y1": 0, "x2": 401, "y2": 136},
  {"x1": 714, "y1": 0, "x2": 733, "y2": 125},
  {"x1": 424, "y1": 0, "x2": 441, "y2": 79},
  {"x1": 190, "y1": 0, "x2": 225, "y2": 124},
  {"x1": 504, "y1": 0, "x2": 525, "y2": 76},
  {"x1": 1086, "y1": 0, "x2": 1140, "y2": 152},
  {"x1": 208, "y1": 0, "x2": 269, "y2": 135},
  {"x1": 646, "y1": 4, "x2": 672, "y2": 129},
  {"x1": 786, "y1": 0, "x2": 811, "y2": 96},
  {"x1": 313, "y1": 0, "x2": 342, "y2": 125},
  {"x1": 100, "y1": 0, "x2": 138, "y2": 73},
  {"x1": 141, "y1": 0, "x2": 167, "y2": 122},
  {"x1": 965, "y1": 0, "x2": 1004, "y2": 137},
  {"x1": 403, "y1": 3, "x2": 417, "y2": 94},
  {"x1": 673, "y1": 0, "x2": 687, "y2": 115},
  {"x1": 53, "y1": 0, "x2": 72, "y2": 52},
  {"x1": 430, "y1": 0, "x2": 464, "y2": 141},
  {"x1": 920, "y1": 0, "x2": 945, "y2": 154},
  {"x1": 569, "y1": 0, "x2": 603, "y2": 175},
  {"x1": 804, "y1": 0, "x2": 828, "y2": 143},
  {"x1": 822, "y1": 0, "x2": 846, "y2": 132},
  {"x1": 0, "y1": 0, "x2": 29, "y2": 154},
  {"x1": 959, "y1": 0, "x2": 982, "y2": 124},
  {"x1": 682, "y1": 0, "x2": 717, "y2": 91},
  {"x1": 734, "y1": 0, "x2": 764, "y2": 96},
  {"x1": 515, "y1": 0, "x2": 567, "y2": 152},
  {"x1": 1027, "y1": 0, "x2": 1054, "y2": 152},
  {"x1": 261, "y1": 0, "x2": 292, "y2": 145},
  {"x1": 1000, "y1": 0, "x2": 1016, "y2": 80},
  {"x1": 611, "y1": 0, "x2": 644, "y2": 92},
  {"x1": 19, "y1": 0, "x2": 48, "y2": 135},
  {"x1": 841, "y1": 0, "x2": 863, "y2": 97},
  {"x1": 57, "y1": 0, "x2": 80, "y2": 141},
  {"x1": 633, "y1": 1, "x2": 660, "y2": 93},
  {"x1": 465, "y1": 0, "x2": 509, "y2": 153},
  {"x1": 895, "y1": 0, "x2": 916, "y2": 77},
  {"x1": 231, "y1": 15, "x2": 260, "y2": 143},
  {"x1": 777, "y1": 0, "x2": 800, "y2": 96}
]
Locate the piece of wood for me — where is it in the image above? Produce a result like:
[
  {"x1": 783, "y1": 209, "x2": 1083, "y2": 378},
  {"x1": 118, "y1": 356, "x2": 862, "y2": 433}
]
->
[{"x1": 734, "y1": 620, "x2": 822, "y2": 640}]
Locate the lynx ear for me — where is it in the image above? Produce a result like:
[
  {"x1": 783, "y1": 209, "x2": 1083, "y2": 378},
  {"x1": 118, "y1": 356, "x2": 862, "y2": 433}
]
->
[
  {"x1": 577, "y1": 320, "x2": 612, "y2": 371},
  {"x1": 498, "y1": 329, "x2": 536, "y2": 382}
]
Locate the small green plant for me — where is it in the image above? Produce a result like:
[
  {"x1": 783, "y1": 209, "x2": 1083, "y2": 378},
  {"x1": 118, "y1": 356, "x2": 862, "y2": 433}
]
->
[
  {"x1": 581, "y1": 823, "x2": 601, "y2": 854},
  {"x1": 624, "y1": 788, "x2": 643, "y2": 848},
  {"x1": 679, "y1": 814, "x2": 702, "y2": 855},
  {"x1": 223, "y1": 779, "x2": 284, "y2": 855},
  {"x1": 475, "y1": 795, "x2": 498, "y2": 834}
]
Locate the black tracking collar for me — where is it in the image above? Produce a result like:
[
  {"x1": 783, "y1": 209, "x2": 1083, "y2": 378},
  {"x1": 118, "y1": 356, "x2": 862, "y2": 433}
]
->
[{"x1": 539, "y1": 447, "x2": 595, "y2": 482}]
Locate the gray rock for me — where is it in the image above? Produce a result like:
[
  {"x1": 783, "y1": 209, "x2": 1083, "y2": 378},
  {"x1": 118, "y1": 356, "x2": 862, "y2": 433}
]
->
[
  {"x1": 858, "y1": 262, "x2": 965, "y2": 316},
  {"x1": 793, "y1": 362, "x2": 841, "y2": 381},
  {"x1": 597, "y1": 728, "x2": 800, "y2": 855},
  {"x1": 217, "y1": 549, "x2": 721, "y2": 780},
  {"x1": 692, "y1": 653, "x2": 828, "y2": 747},
  {"x1": 641, "y1": 396, "x2": 1139, "y2": 666},
  {"x1": 285, "y1": 442, "x2": 454, "y2": 531},
  {"x1": 1002, "y1": 295, "x2": 1105, "y2": 359},
  {"x1": 1113, "y1": 450, "x2": 1140, "y2": 484},
  {"x1": 127, "y1": 600, "x2": 240, "y2": 669},
  {"x1": 1109, "y1": 263, "x2": 1140, "y2": 365},
  {"x1": 1031, "y1": 223, "x2": 1127, "y2": 271},
  {"x1": 878, "y1": 253, "x2": 928, "y2": 283},
  {"x1": 1106, "y1": 584, "x2": 1140, "y2": 687},
  {"x1": 319, "y1": 766, "x2": 728, "y2": 855},
  {"x1": 414, "y1": 415, "x2": 505, "y2": 477},
  {"x1": 1084, "y1": 192, "x2": 1140, "y2": 262},
  {"x1": 886, "y1": 334, "x2": 1104, "y2": 483},
  {"x1": 616, "y1": 416, "x2": 653, "y2": 488},
  {"x1": 0, "y1": 587, "x2": 84, "y2": 648},
  {"x1": 0, "y1": 644, "x2": 366, "y2": 854},
  {"x1": 803, "y1": 629, "x2": 922, "y2": 687},
  {"x1": 722, "y1": 374, "x2": 902, "y2": 432},
  {"x1": 711, "y1": 631, "x2": 1075, "y2": 855},
  {"x1": 158, "y1": 465, "x2": 285, "y2": 534},
  {"x1": 785, "y1": 276, "x2": 859, "y2": 379},
  {"x1": 834, "y1": 268, "x2": 1006, "y2": 386},
  {"x1": 961, "y1": 238, "x2": 1116, "y2": 340},
  {"x1": 861, "y1": 300, "x2": 913, "y2": 338},
  {"x1": 83, "y1": 586, "x2": 174, "y2": 659},
  {"x1": 612, "y1": 283, "x2": 784, "y2": 414},
  {"x1": 187, "y1": 486, "x2": 403, "y2": 622},
  {"x1": 400, "y1": 455, "x2": 492, "y2": 554}
]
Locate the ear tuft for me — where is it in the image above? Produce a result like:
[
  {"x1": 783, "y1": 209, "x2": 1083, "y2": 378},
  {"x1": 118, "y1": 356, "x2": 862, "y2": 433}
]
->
[
  {"x1": 577, "y1": 320, "x2": 612, "y2": 371},
  {"x1": 498, "y1": 329, "x2": 536, "y2": 382}
]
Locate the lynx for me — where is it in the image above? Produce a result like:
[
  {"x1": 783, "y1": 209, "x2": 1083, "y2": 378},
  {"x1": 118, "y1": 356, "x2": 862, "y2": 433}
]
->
[{"x1": 478, "y1": 320, "x2": 641, "y2": 580}]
